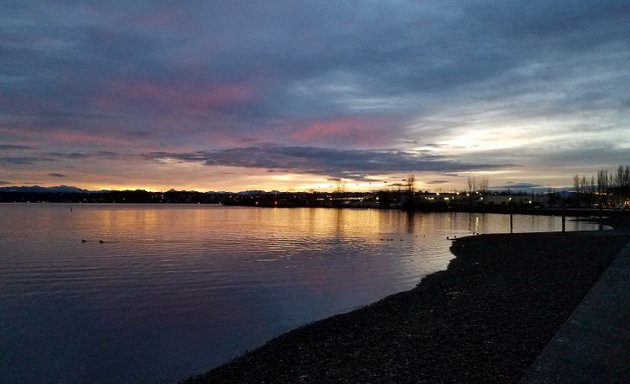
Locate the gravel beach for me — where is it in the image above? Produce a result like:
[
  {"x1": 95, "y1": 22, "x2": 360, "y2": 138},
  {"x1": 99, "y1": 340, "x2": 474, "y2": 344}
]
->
[{"x1": 183, "y1": 228, "x2": 630, "y2": 384}]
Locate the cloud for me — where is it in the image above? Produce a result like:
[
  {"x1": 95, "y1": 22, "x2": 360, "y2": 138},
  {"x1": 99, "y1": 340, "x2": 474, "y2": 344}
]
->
[
  {"x1": 94, "y1": 80, "x2": 256, "y2": 115},
  {"x1": 0, "y1": 123, "x2": 135, "y2": 146},
  {"x1": 148, "y1": 145, "x2": 512, "y2": 181},
  {"x1": 0, "y1": 144, "x2": 32, "y2": 150},
  {"x1": 289, "y1": 117, "x2": 396, "y2": 146},
  {"x1": 1, "y1": 1, "x2": 629, "y2": 190},
  {"x1": 48, "y1": 173, "x2": 66, "y2": 178},
  {"x1": 460, "y1": 143, "x2": 630, "y2": 169},
  {"x1": 491, "y1": 183, "x2": 543, "y2": 190},
  {"x1": 0, "y1": 151, "x2": 128, "y2": 165},
  {"x1": 0, "y1": 156, "x2": 55, "y2": 165},
  {"x1": 0, "y1": 180, "x2": 11, "y2": 185},
  {"x1": 45, "y1": 151, "x2": 125, "y2": 160},
  {"x1": 0, "y1": 151, "x2": 129, "y2": 165}
]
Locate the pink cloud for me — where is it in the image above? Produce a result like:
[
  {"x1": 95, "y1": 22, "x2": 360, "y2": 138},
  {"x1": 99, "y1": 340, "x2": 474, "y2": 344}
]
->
[
  {"x1": 289, "y1": 117, "x2": 396, "y2": 146},
  {"x1": 95, "y1": 80, "x2": 256, "y2": 115}
]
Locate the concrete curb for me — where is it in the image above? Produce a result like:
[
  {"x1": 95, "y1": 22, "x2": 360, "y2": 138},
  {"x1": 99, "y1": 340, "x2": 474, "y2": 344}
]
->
[{"x1": 521, "y1": 238, "x2": 630, "y2": 383}]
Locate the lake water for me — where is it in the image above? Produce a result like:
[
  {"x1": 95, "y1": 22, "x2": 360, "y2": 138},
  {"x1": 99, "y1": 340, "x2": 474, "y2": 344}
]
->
[{"x1": 0, "y1": 204, "x2": 600, "y2": 383}]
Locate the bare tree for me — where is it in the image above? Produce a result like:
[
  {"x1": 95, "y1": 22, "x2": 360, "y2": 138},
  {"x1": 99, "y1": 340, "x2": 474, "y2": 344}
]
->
[
  {"x1": 335, "y1": 180, "x2": 345, "y2": 194},
  {"x1": 615, "y1": 165, "x2": 625, "y2": 205},
  {"x1": 573, "y1": 174, "x2": 581, "y2": 206},
  {"x1": 399, "y1": 175, "x2": 417, "y2": 209},
  {"x1": 405, "y1": 175, "x2": 416, "y2": 194},
  {"x1": 573, "y1": 166, "x2": 630, "y2": 208},
  {"x1": 616, "y1": 165, "x2": 624, "y2": 187},
  {"x1": 584, "y1": 176, "x2": 594, "y2": 207},
  {"x1": 467, "y1": 176, "x2": 477, "y2": 195},
  {"x1": 597, "y1": 169, "x2": 609, "y2": 207},
  {"x1": 479, "y1": 176, "x2": 489, "y2": 195}
]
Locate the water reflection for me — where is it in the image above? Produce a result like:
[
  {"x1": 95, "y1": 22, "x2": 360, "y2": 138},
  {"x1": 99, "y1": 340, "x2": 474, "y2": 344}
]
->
[{"x1": 0, "y1": 205, "x2": 600, "y2": 384}]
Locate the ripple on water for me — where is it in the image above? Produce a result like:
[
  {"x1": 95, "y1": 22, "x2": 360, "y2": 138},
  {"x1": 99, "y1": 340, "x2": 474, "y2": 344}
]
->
[{"x1": 0, "y1": 205, "x2": 600, "y2": 384}]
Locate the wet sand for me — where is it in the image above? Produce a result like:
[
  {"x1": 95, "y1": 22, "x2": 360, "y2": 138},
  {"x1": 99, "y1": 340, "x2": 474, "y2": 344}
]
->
[{"x1": 183, "y1": 228, "x2": 630, "y2": 383}]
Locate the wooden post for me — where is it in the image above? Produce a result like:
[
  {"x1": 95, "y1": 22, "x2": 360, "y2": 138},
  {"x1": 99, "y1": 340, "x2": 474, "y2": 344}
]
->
[
  {"x1": 509, "y1": 197, "x2": 513, "y2": 234},
  {"x1": 599, "y1": 194, "x2": 603, "y2": 231},
  {"x1": 561, "y1": 199, "x2": 566, "y2": 233}
]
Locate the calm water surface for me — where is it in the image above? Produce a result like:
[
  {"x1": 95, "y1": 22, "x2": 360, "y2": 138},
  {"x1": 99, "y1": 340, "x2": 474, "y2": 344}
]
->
[{"x1": 0, "y1": 204, "x2": 600, "y2": 383}]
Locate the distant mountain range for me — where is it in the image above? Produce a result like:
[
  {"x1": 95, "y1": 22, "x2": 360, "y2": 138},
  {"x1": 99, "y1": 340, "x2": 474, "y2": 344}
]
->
[
  {"x1": 0, "y1": 185, "x2": 285, "y2": 194},
  {"x1": 0, "y1": 185, "x2": 96, "y2": 193}
]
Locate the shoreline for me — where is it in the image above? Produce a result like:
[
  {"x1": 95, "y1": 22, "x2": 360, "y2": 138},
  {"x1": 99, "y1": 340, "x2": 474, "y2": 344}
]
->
[
  {"x1": 2, "y1": 200, "x2": 630, "y2": 219},
  {"x1": 182, "y1": 223, "x2": 630, "y2": 383}
]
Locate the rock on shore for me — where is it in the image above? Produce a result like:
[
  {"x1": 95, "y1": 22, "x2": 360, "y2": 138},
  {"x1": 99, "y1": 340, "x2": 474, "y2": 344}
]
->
[{"x1": 183, "y1": 231, "x2": 629, "y2": 384}]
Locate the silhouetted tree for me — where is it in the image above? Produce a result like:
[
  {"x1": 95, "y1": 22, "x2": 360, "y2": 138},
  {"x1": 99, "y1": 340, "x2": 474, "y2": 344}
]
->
[
  {"x1": 405, "y1": 175, "x2": 416, "y2": 194},
  {"x1": 479, "y1": 176, "x2": 489, "y2": 195},
  {"x1": 597, "y1": 169, "x2": 609, "y2": 207},
  {"x1": 613, "y1": 165, "x2": 630, "y2": 206},
  {"x1": 573, "y1": 174, "x2": 581, "y2": 206},
  {"x1": 467, "y1": 176, "x2": 477, "y2": 195},
  {"x1": 402, "y1": 175, "x2": 416, "y2": 209}
]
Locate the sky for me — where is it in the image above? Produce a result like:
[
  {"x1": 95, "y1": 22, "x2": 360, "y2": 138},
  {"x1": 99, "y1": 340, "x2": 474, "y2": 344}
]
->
[{"x1": 1, "y1": 1, "x2": 629, "y2": 192}]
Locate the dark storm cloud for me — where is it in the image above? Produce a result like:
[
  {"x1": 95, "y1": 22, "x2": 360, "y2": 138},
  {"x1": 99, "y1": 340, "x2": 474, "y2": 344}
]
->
[
  {"x1": 47, "y1": 173, "x2": 66, "y2": 178},
  {"x1": 148, "y1": 145, "x2": 510, "y2": 181}
]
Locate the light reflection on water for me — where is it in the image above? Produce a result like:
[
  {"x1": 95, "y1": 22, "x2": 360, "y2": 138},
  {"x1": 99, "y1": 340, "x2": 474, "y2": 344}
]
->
[{"x1": 0, "y1": 204, "x2": 599, "y2": 383}]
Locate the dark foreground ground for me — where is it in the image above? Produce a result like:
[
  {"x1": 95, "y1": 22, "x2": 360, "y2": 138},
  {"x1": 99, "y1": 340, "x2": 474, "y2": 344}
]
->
[{"x1": 183, "y1": 227, "x2": 630, "y2": 384}]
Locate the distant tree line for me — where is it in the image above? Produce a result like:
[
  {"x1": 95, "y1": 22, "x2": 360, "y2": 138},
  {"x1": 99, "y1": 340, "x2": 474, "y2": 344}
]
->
[
  {"x1": 0, "y1": 190, "x2": 225, "y2": 204},
  {"x1": 3, "y1": 167, "x2": 629, "y2": 210},
  {"x1": 466, "y1": 176, "x2": 489, "y2": 196},
  {"x1": 573, "y1": 165, "x2": 630, "y2": 208}
]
